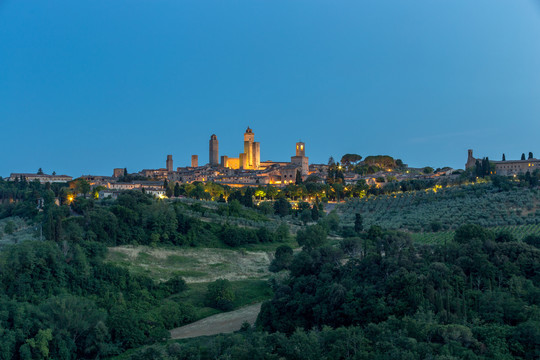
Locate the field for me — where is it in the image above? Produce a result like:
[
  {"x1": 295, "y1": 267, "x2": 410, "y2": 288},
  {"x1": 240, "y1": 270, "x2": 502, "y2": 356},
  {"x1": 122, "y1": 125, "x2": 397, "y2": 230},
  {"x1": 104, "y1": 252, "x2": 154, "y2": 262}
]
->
[
  {"x1": 410, "y1": 224, "x2": 540, "y2": 244},
  {"x1": 107, "y1": 245, "x2": 274, "y2": 283},
  {"x1": 106, "y1": 245, "x2": 275, "y2": 322},
  {"x1": 337, "y1": 183, "x2": 540, "y2": 242}
]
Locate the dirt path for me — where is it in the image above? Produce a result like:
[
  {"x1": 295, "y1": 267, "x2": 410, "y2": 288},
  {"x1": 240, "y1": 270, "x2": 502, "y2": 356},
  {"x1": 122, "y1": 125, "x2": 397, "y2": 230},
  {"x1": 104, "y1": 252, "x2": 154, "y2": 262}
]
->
[{"x1": 170, "y1": 303, "x2": 262, "y2": 340}]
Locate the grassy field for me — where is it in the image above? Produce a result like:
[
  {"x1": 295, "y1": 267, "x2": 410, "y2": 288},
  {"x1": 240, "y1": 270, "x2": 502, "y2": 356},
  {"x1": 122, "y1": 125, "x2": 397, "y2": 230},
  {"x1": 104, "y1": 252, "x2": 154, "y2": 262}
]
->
[
  {"x1": 107, "y1": 245, "x2": 274, "y2": 283},
  {"x1": 106, "y1": 244, "x2": 276, "y2": 333}
]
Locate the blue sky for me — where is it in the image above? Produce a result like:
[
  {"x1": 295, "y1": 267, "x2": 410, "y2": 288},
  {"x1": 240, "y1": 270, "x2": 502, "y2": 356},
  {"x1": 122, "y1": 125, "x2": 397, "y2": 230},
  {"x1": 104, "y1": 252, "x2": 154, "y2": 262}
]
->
[{"x1": 1, "y1": 0, "x2": 539, "y2": 177}]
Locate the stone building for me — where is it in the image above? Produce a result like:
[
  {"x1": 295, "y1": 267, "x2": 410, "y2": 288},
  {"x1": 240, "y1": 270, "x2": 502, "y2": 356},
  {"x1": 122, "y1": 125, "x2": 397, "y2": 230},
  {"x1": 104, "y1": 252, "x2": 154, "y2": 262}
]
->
[
  {"x1": 166, "y1": 155, "x2": 173, "y2": 172},
  {"x1": 242, "y1": 127, "x2": 260, "y2": 170},
  {"x1": 113, "y1": 168, "x2": 125, "y2": 178},
  {"x1": 465, "y1": 149, "x2": 477, "y2": 170},
  {"x1": 291, "y1": 141, "x2": 309, "y2": 176},
  {"x1": 191, "y1": 155, "x2": 198, "y2": 168},
  {"x1": 494, "y1": 159, "x2": 540, "y2": 176},
  {"x1": 466, "y1": 149, "x2": 540, "y2": 176},
  {"x1": 209, "y1": 134, "x2": 219, "y2": 166}
]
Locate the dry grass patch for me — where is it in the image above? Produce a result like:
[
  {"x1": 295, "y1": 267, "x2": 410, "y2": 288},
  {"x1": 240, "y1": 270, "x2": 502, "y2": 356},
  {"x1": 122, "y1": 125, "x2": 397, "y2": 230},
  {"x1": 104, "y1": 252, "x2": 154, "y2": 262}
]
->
[{"x1": 107, "y1": 246, "x2": 273, "y2": 283}]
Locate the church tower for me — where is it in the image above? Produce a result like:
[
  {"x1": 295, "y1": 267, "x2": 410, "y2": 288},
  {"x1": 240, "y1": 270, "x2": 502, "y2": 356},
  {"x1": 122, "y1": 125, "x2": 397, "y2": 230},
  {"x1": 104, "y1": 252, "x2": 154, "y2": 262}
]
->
[
  {"x1": 296, "y1": 142, "x2": 306, "y2": 157},
  {"x1": 291, "y1": 141, "x2": 309, "y2": 176},
  {"x1": 209, "y1": 134, "x2": 219, "y2": 166}
]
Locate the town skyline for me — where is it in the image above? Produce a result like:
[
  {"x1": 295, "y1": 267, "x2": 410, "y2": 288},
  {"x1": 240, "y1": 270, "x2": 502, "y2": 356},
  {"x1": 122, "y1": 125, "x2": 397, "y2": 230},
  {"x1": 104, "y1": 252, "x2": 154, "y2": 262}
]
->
[{"x1": 2, "y1": 123, "x2": 538, "y2": 179}]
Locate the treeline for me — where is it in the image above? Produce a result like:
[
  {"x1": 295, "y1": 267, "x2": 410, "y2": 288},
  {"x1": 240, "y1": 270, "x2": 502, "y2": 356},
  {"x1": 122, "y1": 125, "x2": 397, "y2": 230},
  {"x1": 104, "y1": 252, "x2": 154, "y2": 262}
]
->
[
  {"x1": 256, "y1": 224, "x2": 540, "y2": 358},
  {"x1": 0, "y1": 239, "x2": 193, "y2": 359},
  {"x1": 42, "y1": 192, "x2": 290, "y2": 247}
]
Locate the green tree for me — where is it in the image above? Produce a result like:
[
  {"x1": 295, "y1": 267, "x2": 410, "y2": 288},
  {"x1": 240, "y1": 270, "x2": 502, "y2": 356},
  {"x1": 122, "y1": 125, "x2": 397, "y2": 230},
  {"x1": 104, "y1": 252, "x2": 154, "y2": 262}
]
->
[
  {"x1": 74, "y1": 179, "x2": 91, "y2": 196},
  {"x1": 4, "y1": 221, "x2": 15, "y2": 235},
  {"x1": 296, "y1": 225, "x2": 328, "y2": 249},
  {"x1": 269, "y1": 245, "x2": 294, "y2": 272},
  {"x1": 295, "y1": 170, "x2": 303, "y2": 185},
  {"x1": 311, "y1": 204, "x2": 320, "y2": 222},
  {"x1": 37, "y1": 168, "x2": 44, "y2": 175},
  {"x1": 354, "y1": 213, "x2": 363, "y2": 234},
  {"x1": 340, "y1": 154, "x2": 363, "y2": 170},
  {"x1": 205, "y1": 279, "x2": 235, "y2": 311},
  {"x1": 521, "y1": 153, "x2": 526, "y2": 160},
  {"x1": 21, "y1": 328, "x2": 53, "y2": 359},
  {"x1": 300, "y1": 209, "x2": 312, "y2": 225},
  {"x1": 274, "y1": 197, "x2": 291, "y2": 217},
  {"x1": 528, "y1": 152, "x2": 533, "y2": 159}
]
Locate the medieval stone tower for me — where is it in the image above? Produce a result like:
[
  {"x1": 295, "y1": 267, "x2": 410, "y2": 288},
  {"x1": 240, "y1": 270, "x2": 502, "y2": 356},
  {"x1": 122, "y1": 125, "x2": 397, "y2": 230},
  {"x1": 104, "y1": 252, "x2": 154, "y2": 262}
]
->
[
  {"x1": 242, "y1": 127, "x2": 260, "y2": 170},
  {"x1": 209, "y1": 134, "x2": 219, "y2": 166},
  {"x1": 291, "y1": 141, "x2": 309, "y2": 176},
  {"x1": 295, "y1": 142, "x2": 306, "y2": 157},
  {"x1": 166, "y1": 155, "x2": 173, "y2": 172},
  {"x1": 465, "y1": 149, "x2": 476, "y2": 169}
]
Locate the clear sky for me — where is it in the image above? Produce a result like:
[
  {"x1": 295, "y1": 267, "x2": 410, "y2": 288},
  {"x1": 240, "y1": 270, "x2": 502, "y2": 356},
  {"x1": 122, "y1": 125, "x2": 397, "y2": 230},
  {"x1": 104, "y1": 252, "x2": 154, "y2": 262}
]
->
[{"x1": 1, "y1": 0, "x2": 539, "y2": 177}]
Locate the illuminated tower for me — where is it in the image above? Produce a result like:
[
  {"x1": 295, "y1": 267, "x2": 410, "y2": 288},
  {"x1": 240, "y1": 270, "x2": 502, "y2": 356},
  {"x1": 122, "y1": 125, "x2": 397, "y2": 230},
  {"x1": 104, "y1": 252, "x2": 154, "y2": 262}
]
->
[
  {"x1": 209, "y1": 134, "x2": 219, "y2": 166},
  {"x1": 242, "y1": 127, "x2": 260, "y2": 170},
  {"x1": 291, "y1": 141, "x2": 309, "y2": 176},
  {"x1": 166, "y1": 155, "x2": 173, "y2": 172},
  {"x1": 296, "y1": 142, "x2": 305, "y2": 157},
  {"x1": 191, "y1": 155, "x2": 198, "y2": 168}
]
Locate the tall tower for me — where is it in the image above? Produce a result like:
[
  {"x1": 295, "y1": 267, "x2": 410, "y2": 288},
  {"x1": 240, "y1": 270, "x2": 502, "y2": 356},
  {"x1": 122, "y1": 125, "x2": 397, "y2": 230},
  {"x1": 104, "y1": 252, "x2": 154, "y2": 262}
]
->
[
  {"x1": 243, "y1": 127, "x2": 254, "y2": 168},
  {"x1": 166, "y1": 155, "x2": 173, "y2": 172},
  {"x1": 191, "y1": 155, "x2": 198, "y2": 168},
  {"x1": 296, "y1": 142, "x2": 305, "y2": 157},
  {"x1": 465, "y1": 149, "x2": 476, "y2": 169},
  {"x1": 209, "y1": 134, "x2": 219, "y2": 166},
  {"x1": 242, "y1": 127, "x2": 260, "y2": 170},
  {"x1": 291, "y1": 141, "x2": 309, "y2": 176}
]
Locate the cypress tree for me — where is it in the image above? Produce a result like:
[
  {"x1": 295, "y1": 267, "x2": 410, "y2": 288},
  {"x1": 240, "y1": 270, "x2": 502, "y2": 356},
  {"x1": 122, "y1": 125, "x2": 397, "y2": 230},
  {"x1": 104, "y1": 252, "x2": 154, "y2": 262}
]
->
[
  {"x1": 295, "y1": 170, "x2": 303, "y2": 185},
  {"x1": 502, "y1": 153, "x2": 506, "y2": 161},
  {"x1": 521, "y1": 153, "x2": 526, "y2": 160},
  {"x1": 354, "y1": 213, "x2": 363, "y2": 234},
  {"x1": 529, "y1": 152, "x2": 533, "y2": 159}
]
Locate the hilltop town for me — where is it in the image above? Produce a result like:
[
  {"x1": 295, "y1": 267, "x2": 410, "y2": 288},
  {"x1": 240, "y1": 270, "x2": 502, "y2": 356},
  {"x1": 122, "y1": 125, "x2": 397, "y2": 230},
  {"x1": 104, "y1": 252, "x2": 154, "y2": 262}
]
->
[{"x1": 5, "y1": 127, "x2": 540, "y2": 202}]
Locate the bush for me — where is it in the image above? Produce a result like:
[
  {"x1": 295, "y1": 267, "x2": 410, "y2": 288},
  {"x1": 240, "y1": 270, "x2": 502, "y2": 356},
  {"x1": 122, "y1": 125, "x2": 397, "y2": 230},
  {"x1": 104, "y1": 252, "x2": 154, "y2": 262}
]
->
[
  {"x1": 205, "y1": 279, "x2": 235, "y2": 311},
  {"x1": 4, "y1": 220, "x2": 15, "y2": 235}
]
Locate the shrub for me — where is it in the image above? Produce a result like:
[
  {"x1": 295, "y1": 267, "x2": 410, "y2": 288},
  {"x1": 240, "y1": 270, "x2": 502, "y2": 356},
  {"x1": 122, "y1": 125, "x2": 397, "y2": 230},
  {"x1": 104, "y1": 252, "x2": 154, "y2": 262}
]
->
[{"x1": 205, "y1": 279, "x2": 235, "y2": 311}]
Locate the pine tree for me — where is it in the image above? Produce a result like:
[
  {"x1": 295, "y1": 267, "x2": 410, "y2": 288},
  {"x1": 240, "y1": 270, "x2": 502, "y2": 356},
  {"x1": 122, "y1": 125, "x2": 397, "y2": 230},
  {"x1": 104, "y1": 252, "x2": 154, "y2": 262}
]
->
[
  {"x1": 295, "y1": 170, "x2": 303, "y2": 185},
  {"x1": 502, "y1": 153, "x2": 506, "y2": 161}
]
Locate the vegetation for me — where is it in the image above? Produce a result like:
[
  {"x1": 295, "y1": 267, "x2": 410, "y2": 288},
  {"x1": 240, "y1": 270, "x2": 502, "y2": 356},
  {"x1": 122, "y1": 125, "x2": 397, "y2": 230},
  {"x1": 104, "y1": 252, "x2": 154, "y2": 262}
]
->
[
  {"x1": 121, "y1": 224, "x2": 540, "y2": 359},
  {"x1": 2, "y1": 170, "x2": 540, "y2": 359},
  {"x1": 338, "y1": 182, "x2": 540, "y2": 235}
]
